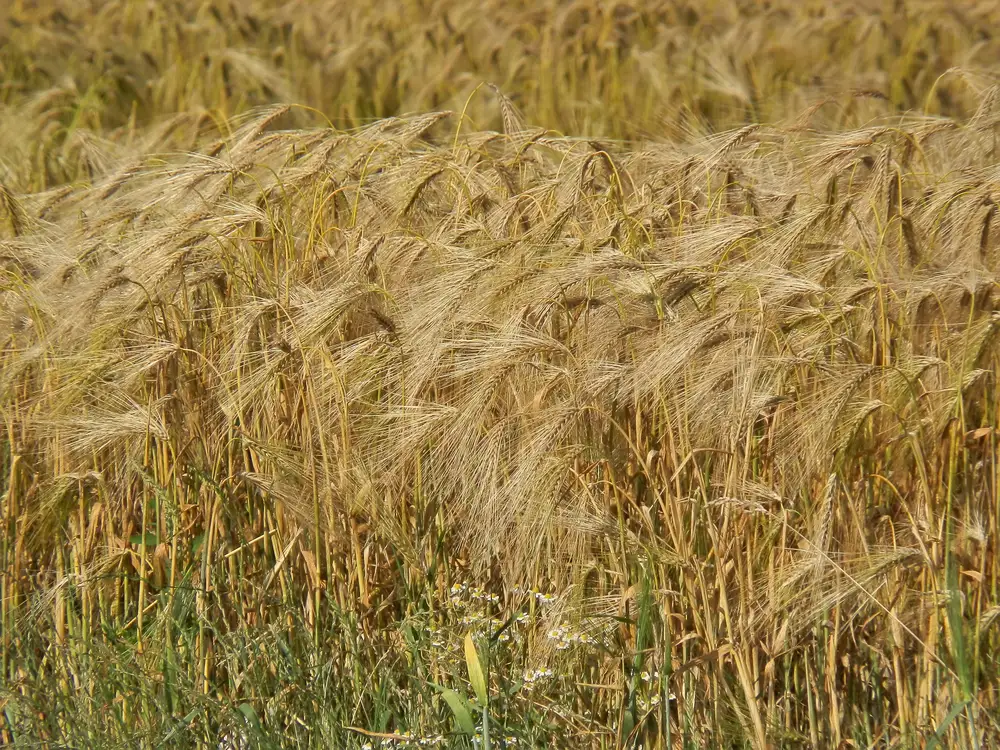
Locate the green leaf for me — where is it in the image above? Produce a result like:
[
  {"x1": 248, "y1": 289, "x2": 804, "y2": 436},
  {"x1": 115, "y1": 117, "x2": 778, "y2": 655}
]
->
[
  {"x1": 160, "y1": 708, "x2": 199, "y2": 744},
  {"x1": 129, "y1": 533, "x2": 158, "y2": 547},
  {"x1": 237, "y1": 702, "x2": 261, "y2": 731},
  {"x1": 464, "y1": 632, "x2": 488, "y2": 706},
  {"x1": 620, "y1": 709, "x2": 636, "y2": 743},
  {"x1": 191, "y1": 533, "x2": 205, "y2": 555},
  {"x1": 926, "y1": 701, "x2": 970, "y2": 750},
  {"x1": 438, "y1": 687, "x2": 476, "y2": 735}
]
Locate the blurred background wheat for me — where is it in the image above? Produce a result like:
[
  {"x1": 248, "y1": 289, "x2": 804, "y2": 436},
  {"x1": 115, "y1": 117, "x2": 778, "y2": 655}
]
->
[{"x1": 2, "y1": 1, "x2": 1000, "y2": 748}]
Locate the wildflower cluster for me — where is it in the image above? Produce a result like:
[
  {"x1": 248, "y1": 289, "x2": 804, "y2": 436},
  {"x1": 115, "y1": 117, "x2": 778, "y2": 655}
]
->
[
  {"x1": 427, "y1": 624, "x2": 447, "y2": 650},
  {"x1": 360, "y1": 732, "x2": 446, "y2": 749},
  {"x1": 635, "y1": 670, "x2": 677, "y2": 713},
  {"x1": 472, "y1": 733, "x2": 520, "y2": 747},
  {"x1": 545, "y1": 622, "x2": 598, "y2": 650},
  {"x1": 511, "y1": 586, "x2": 559, "y2": 605},
  {"x1": 522, "y1": 667, "x2": 555, "y2": 686},
  {"x1": 635, "y1": 693, "x2": 663, "y2": 713},
  {"x1": 443, "y1": 583, "x2": 532, "y2": 642},
  {"x1": 449, "y1": 582, "x2": 500, "y2": 607},
  {"x1": 459, "y1": 613, "x2": 514, "y2": 642}
]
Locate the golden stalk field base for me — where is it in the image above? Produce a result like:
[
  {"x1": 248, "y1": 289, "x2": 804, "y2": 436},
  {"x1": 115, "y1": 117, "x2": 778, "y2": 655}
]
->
[{"x1": 1, "y1": 1, "x2": 1000, "y2": 747}]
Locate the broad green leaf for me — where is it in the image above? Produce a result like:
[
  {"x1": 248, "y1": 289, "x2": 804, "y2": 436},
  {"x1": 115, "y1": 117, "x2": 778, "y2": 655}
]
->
[
  {"x1": 464, "y1": 632, "x2": 488, "y2": 706},
  {"x1": 191, "y1": 533, "x2": 206, "y2": 555},
  {"x1": 129, "y1": 533, "x2": 158, "y2": 547},
  {"x1": 926, "y1": 701, "x2": 970, "y2": 750},
  {"x1": 237, "y1": 702, "x2": 261, "y2": 730},
  {"x1": 620, "y1": 709, "x2": 636, "y2": 742},
  {"x1": 438, "y1": 687, "x2": 475, "y2": 735}
]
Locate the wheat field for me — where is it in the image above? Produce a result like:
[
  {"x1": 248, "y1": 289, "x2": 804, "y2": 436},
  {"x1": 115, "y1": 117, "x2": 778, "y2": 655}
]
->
[{"x1": 2, "y1": 1, "x2": 1000, "y2": 748}]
